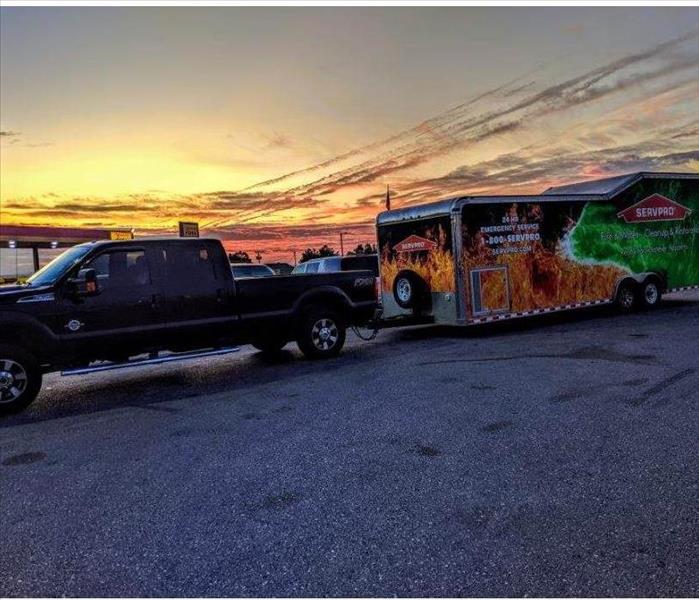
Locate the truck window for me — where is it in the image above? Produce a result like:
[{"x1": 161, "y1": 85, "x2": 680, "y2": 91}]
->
[
  {"x1": 26, "y1": 244, "x2": 92, "y2": 287},
  {"x1": 319, "y1": 257, "x2": 342, "y2": 272},
  {"x1": 341, "y1": 255, "x2": 378, "y2": 276},
  {"x1": 82, "y1": 250, "x2": 151, "y2": 289},
  {"x1": 162, "y1": 243, "x2": 218, "y2": 291}
]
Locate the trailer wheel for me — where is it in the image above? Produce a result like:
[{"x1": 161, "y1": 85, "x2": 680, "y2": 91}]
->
[
  {"x1": 296, "y1": 306, "x2": 346, "y2": 359},
  {"x1": 0, "y1": 345, "x2": 42, "y2": 415},
  {"x1": 640, "y1": 278, "x2": 662, "y2": 310},
  {"x1": 393, "y1": 270, "x2": 429, "y2": 310},
  {"x1": 615, "y1": 280, "x2": 637, "y2": 313}
]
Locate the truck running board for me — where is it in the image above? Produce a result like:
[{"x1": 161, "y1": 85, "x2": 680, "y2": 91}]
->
[{"x1": 61, "y1": 347, "x2": 240, "y2": 376}]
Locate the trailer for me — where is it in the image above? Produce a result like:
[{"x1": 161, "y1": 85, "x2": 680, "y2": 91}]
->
[{"x1": 376, "y1": 171, "x2": 698, "y2": 325}]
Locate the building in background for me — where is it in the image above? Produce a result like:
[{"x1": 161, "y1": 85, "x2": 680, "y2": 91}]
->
[{"x1": 0, "y1": 225, "x2": 133, "y2": 283}]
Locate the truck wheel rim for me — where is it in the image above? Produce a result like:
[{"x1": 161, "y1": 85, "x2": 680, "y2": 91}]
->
[
  {"x1": 0, "y1": 359, "x2": 28, "y2": 404},
  {"x1": 311, "y1": 318, "x2": 339, "y2": 351},
  {"x1": 645, "y1": 283, "x2": 659, "y2": 305},
  {"x1": 396, "y1": 278, "x2": 412, "y2": 303}
]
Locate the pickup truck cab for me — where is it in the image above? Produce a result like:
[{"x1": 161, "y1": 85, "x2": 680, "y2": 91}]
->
[{"x1": 0, "y1": 237, "x2": 377, "y2": 413}]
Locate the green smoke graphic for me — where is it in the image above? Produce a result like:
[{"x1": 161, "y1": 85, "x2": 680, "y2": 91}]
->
[{"x1": 571, "y1": 181, "x2": 699, "y2": 288}]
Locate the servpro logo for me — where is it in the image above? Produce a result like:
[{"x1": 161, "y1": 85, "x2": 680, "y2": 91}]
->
[
  {"x1": 394, "y1": 235, "x2": 438, "y2": 253},
  {"x1": 617, "y1": 194, "x2": 692, "y2": 223}
]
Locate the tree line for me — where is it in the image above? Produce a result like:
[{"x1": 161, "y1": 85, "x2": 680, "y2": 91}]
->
[{"x1": 228, "y1": 243, "x2": 376, "y2": 265}]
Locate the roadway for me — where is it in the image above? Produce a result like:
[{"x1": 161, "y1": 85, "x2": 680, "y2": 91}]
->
[{"x1": 1, "y1": 292, "x2": 698, "y2": 596}]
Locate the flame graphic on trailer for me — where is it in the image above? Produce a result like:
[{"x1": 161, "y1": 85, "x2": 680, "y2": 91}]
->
[{"x1": 377, "y1": 172, "x2": 699, "y2": 325}]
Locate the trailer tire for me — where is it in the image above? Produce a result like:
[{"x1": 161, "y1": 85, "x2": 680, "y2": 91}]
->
[
  {"x1": 296, "y1": 305, "x2": 346, "y2": 359},
  {"x1": 640, "y1": 277, "x2": 662, "y2": 310},
  {"x1": 615, "y1": 280, "x2": 638, "y2": 313},
  {"x1": 393, "y1": 270, "x2": 429, "y2": 310},
  {"x1": 0, "y1": 345, "x2": 42, "y2": 415}
]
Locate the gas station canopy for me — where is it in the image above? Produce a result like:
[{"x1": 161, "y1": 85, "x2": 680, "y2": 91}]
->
[{"x1": 0, "y1": 224, "x2": 134, "y2": 271}]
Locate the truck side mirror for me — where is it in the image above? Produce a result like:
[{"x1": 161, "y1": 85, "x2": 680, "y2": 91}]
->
[
  {"x1": 83, "y1": 269, "x2": 99, "y2": 294},
  {"x1": 66, "y1": 268, "x2": 100, "y2": 298}
]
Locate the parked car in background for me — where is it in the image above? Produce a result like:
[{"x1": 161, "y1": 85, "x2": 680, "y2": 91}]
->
[
  {"x1": 293, "y1": 255, "x2": 379, "y2": 276},
  {"x1": 231, "y1": 263, "x2": 275, "y2": 278},
  {"x1": 265, "y1": 262, "x2": 294, "y2": 275}
]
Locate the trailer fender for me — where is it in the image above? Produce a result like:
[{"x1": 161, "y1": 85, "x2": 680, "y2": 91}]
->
[{"x1": 613, "y1": 272, "x2": 666, "y2": 300}]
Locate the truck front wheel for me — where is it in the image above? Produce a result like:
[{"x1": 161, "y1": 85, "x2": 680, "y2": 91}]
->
[
  {"x1": 296, "y1": 306, "x2": 346, "y2": 359},
  {"x1": 0, "y1": 345, "x2": 42, "y2": 415}
]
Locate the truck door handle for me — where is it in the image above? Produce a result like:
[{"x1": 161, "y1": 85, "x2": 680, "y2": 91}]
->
[{"x1": 135, "y1": 294, "x2": 162, "y2": 309}]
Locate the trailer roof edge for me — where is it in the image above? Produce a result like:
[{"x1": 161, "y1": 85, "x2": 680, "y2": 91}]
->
[{"x1": 376, "y1": 170, "x2": 698, "y2": 226}]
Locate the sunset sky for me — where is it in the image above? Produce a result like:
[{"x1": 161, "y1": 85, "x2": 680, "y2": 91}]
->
[{"x1": 1, "y1": 7, "x2": 698, "y2": 260}]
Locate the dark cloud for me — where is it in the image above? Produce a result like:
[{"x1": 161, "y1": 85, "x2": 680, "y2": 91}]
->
[
  {"x1": 0, "y1": 130, "x2": 21, "y2": 137},
  {"x1": 202, "y1": 221, "x2": 375, "y2": 243},
  {"x1": 7, "y1": 203, "x2": 156, "y2": 214},
  {"x1": 671, "y1": 128, "x2": 699, "y2": 140},
  {"x1": 397, "y1": 143, "x2": 699, "y2": 206}
]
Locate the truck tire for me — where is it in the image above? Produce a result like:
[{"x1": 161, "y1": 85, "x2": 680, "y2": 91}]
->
[
  {"x1": 393, "y1": 270, "x2": 429, "y2": 310},
  {"x1": 296, "y1": 306, "x2": 346, "y2": 359},
  {"x1": 639, "y1": 278, "x2": 662, "y2": 309},
  {"x1": 615, "y1": 280, "x2": 637, "y2": 313},
  {"x1": 0, "y1": 345, "x2": 42, "y2": 415},
  {"x1": 252, "y1": 337, "x2": 288, "y2": 355}
]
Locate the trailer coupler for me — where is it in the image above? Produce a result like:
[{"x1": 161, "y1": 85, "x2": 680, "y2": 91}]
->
[
  {"x1": 351, "y1": 310, "x2": 383, "y2": 341},
  {"x1": 61, "y1": 347, "x2": 240, "y2": 376}
]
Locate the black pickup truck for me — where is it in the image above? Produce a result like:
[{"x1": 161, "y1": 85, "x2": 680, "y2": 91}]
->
[{"x1": 0, "y1": 237, "x2": 377, "y2": 413}]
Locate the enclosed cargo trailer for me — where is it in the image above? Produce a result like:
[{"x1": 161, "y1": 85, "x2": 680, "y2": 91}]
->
[{"x1": 377, "y1": 172, "x2": 698, "y2": 325}]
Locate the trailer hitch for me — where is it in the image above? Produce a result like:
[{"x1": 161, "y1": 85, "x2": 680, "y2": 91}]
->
[{"x1": 351, "y1": 309, "x2": 382, "y2": 341}]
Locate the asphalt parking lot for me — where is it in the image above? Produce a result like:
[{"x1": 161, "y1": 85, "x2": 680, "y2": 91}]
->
[{"x1": 1, "y1": 292, "x2": 698, "y2": 597}]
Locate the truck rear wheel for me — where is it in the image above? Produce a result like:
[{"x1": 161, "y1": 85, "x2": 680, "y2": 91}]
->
[
  {"x1": 640, "y1": 278, "x2": 662, "y2": 309},
  {"x1": 296, "y1": 306, "x2": 346, "y2": 359},
  {"x1": 0, "y1": 345, "x2": 42, "y2": 415}
]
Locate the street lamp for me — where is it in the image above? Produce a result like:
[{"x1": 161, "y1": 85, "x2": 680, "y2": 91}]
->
[{"x1": 339, "y1": 232, "x2": 349, "y2": 256}]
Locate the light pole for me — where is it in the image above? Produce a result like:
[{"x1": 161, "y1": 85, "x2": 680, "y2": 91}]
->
[{"x1": 339, "y1": 231, "x2": 349, "y2": 256}]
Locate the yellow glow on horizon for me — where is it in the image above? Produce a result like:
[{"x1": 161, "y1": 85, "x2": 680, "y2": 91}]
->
[{"x1": 0, "y1": 147, "x2": 257, "y2": 199}]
